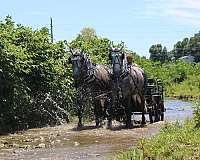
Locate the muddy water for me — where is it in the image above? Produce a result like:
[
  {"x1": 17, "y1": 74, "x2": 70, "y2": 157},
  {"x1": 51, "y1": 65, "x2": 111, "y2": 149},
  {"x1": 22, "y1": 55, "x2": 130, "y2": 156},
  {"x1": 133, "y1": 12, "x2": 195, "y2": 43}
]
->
[{"x1": 0, "y1": 100, "x2": 196, "y2": 160}]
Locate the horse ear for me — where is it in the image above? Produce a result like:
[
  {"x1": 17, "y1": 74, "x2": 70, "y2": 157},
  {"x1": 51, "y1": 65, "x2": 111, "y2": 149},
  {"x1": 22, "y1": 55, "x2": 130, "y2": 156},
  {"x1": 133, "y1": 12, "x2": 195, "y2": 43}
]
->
[
  {"x1": 109, "y1": 52, "x2": 112, "y2": 61},
  {"x1": 109, "y1": 41, "x2": 114, "y2": 51},
  {"x1": 68, "y1": 57, "x2": 72, "y2": 64},
  {"x1": 120, "y1": 41, "x2": 124, "y2": 50}
]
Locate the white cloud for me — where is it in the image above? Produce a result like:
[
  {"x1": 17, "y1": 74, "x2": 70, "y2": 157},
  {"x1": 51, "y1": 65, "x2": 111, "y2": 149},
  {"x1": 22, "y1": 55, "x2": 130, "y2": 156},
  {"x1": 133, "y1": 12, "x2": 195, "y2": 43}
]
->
[
  {"x1": 144, "y1": 0, "x2": 200, "y2": 26},
  {"x1": 180, "y1": 0, "x2": 200, "y2": 9}
]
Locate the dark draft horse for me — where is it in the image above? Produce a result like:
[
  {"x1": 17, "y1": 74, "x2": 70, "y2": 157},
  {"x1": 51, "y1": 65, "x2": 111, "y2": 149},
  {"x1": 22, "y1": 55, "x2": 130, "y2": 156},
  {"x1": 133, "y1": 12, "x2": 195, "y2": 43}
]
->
[
  {"x1": 108, "y1": 42, "x2": 147, "y2": 128},
  {"x1": 68, "y1": 48, "x2": 112, "y2": 128}
]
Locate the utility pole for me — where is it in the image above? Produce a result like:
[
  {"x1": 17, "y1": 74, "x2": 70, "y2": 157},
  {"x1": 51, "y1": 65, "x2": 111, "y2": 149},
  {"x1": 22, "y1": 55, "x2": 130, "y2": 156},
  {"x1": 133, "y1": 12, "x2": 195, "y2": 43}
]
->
[{"x1": 50, "y1": 17, "x2": 53, "y2": 43}]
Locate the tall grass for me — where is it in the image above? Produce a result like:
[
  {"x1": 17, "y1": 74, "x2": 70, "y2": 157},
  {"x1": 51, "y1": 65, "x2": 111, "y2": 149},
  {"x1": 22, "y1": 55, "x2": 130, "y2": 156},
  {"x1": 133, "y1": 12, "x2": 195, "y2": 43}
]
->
[{"x1": 116, "y1": 119, "x2": 200, "y2": 160}]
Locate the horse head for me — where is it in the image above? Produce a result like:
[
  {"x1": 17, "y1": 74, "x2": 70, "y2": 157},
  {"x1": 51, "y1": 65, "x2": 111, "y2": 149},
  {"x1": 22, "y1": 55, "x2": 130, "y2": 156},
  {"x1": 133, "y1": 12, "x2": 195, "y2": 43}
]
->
[
  {"x1": 68, "y1": 48, "x2": 92, "y2": 81},
  {"x1": 108, "y1": 41, "x2": 125, "y2": 77}
]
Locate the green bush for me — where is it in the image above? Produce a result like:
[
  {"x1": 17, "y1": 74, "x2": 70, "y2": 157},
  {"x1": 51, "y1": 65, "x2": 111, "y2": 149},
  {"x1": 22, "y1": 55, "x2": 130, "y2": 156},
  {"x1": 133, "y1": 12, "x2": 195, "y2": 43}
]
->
[{"x1": 0, "y1": 16, "x2": 74, "y2": 132}]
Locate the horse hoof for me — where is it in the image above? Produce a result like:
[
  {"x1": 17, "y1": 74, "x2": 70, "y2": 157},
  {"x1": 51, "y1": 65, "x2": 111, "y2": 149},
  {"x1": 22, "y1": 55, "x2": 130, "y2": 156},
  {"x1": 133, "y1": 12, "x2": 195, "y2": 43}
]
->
[
  {"x1": 126, "y1": 124, "x2": 133, "y2": 129},
  {"x1": 106, "y1": 122, "x2": 112, "y2": 129},
  {"x1": 77, "y1": 123, "x2": 83, "y2": 128},
  {"x1": 141, "y1": 122, "x2": 146, "y2": 127},
  {"x1": 142, "y1": 122, "x2": 146, "y2": 125},
  {"x1": 95, "y1": 122, "x2": 100, "y2": 128}
]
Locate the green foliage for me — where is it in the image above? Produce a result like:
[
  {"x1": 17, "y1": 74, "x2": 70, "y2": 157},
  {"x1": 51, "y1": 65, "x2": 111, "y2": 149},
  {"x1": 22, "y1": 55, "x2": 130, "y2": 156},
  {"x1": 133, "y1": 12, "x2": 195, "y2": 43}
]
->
[
  {"x1": 116, "y1": 120, "x2": 200, "y2": 160},
  {"x1": 0, "y1": 16, "x2": 74, "y2": 132},
  {"x1": 135, "y1": 57, "x2": 200, "y2": 101}
]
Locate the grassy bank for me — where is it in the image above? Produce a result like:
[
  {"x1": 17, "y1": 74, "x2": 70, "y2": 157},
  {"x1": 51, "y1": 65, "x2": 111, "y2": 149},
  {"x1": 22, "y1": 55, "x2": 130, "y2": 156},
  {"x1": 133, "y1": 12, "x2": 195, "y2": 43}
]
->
[
  {"x1": 165, "y1": 75, "x2": 200, "y2": 102},
  {"x1": 136, "y1": 58, "x2": 200, "y2": 103},
  {"x1": 116, "y1": 117, "x2": 200, "y2": 160}
]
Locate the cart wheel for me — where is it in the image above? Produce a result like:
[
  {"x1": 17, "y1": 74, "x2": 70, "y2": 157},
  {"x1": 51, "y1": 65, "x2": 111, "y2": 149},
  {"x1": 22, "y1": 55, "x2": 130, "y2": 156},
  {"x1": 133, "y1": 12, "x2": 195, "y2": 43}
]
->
[
  {"x1": 160, "y1": 103, "x2": 165, "y2": 121},
  {"x1": 155, "y1": 108, "x2": 160, "y2": 122}
]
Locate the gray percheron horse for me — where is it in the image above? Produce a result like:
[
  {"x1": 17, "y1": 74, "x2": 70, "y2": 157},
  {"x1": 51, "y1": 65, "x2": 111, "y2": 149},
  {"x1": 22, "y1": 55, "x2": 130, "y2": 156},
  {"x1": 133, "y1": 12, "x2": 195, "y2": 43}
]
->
[
  {"x1": 108, "y1": 42, "x2": 147, "y2": 128},
  {"x1": 68, "y1": 48, "x2": 112, "y2": 128}
]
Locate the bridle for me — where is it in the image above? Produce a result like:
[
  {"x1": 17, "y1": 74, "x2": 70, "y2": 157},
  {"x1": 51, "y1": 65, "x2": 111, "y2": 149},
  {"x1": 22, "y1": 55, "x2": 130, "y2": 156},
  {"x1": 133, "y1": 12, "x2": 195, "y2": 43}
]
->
[
  {"x1": 109, "y1": 41, "x2": 125, "y2": 78},
  {"x1": 112, "y1": 51, "x2": 124, "y2": 74},
  {"x1": 69, "y1": 51, "x2": 96, "y2": 86}
]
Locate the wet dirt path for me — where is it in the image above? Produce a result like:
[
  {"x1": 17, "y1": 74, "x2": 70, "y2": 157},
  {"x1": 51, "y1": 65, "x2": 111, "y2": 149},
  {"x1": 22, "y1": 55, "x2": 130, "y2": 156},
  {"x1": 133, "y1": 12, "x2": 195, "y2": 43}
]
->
[
  {"x1": 0, "y1": 122, "x2": 162, "y2": 160},
  {"x1": 0, "y1": 100, "x2": 195, "y2": 160}
]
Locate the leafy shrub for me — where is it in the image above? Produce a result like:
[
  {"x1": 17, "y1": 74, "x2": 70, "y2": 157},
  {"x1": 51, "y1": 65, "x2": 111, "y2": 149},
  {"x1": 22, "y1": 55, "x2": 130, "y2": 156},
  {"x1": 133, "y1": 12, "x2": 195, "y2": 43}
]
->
[{"x1": 0, "y1": 16, "x2": 74, "y2": 133}]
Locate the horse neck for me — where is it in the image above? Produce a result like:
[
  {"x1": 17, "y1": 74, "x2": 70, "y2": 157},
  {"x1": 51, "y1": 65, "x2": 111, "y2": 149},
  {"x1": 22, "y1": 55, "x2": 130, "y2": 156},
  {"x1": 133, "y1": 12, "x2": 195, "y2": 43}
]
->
[
  {"x1": 90, "y1": 64, "x2": 112, "y2": 92},
  {"x1": 79, "y1": 59, "x2": 95, "y2": 82}
]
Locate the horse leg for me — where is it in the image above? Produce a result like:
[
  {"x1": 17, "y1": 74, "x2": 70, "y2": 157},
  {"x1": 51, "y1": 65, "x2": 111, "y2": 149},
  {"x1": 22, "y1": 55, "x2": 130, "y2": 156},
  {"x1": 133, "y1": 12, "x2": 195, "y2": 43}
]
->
[
  {"x1": 77, "y1": 91, "x2": 84, "y2": 128},
  {"x1": 107, "y1": 116, "x2": 112, "y2": 129},
  {"x1": 94, "y1": 107, "x2": 100, "y2": 128},
  {"x1": 94, "y1": 100, "x2": 102, "y2": 128},
  {"x1": 106, "y1": 98, "x2": 113, "y2": 129},
  {"x1": 99, "y1": 98, "x2": 106, "y2": 127},
  {"x1": 77, "y1": 104, "x2": 83, "y2": 128},
  {"x1": 141, "y1": 95, "x2": 146, "y2": 125},
  {"x1": 126, "y1": 96, "x2": 133, "y2": 129}
]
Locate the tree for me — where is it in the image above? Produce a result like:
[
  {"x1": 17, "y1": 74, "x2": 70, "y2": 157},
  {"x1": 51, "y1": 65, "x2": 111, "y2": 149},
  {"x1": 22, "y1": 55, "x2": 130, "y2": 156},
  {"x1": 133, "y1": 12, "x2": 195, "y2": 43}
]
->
[
  {"x1": 79, "y1": 27, "x2": 97, "y2": 41},
  {"x1": 171, "y1": 31, "x2": 200, "y2": 61},
  {"x1": 149, "y1": 45, "x2": 158, "y2": 61},
  {"x1": 149, "y1": 44, "x2": 169, "y2": 63},
  {"x1": 161, "y1": 46, "x2": 168, "y2": 63},
  {"x1": 69, "y1": 28, "x2": 110, "y2": 64}
]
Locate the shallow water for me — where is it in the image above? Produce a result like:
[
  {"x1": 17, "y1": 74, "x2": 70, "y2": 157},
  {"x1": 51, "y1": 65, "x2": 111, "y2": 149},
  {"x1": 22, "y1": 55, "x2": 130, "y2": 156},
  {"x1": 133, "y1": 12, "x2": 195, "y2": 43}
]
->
[{"x1": 164, "y1": 99, "x2": 196, "y2": 122}]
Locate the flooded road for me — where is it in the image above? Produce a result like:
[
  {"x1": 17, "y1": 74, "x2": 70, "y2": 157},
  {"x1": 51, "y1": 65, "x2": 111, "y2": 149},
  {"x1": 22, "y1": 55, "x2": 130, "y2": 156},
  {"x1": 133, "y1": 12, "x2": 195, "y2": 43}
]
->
[{"x1": 0, "y1": 100, "x2": 197, "y2": 160}]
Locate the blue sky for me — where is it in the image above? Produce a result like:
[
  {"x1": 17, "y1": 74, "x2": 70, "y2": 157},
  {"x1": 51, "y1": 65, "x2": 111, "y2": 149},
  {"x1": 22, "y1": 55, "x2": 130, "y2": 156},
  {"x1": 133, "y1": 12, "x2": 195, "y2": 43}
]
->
[{"x1": 0, "y1": 0, "x2": 200, "y2": 57}]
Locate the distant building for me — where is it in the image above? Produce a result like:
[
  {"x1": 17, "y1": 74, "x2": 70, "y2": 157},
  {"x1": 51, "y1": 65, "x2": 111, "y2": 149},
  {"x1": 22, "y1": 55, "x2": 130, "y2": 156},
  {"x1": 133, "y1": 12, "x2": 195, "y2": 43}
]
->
[{"x1": 178, "y1": 55, "x2": 195, "y2": 62}]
